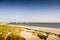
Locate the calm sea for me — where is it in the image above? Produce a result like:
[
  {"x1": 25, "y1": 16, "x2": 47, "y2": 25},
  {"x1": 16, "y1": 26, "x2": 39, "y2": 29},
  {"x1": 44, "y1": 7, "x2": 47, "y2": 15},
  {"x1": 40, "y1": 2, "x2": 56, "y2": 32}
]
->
[{"x1": 9, "y1": 23, "x2": 60, "y2": 28}]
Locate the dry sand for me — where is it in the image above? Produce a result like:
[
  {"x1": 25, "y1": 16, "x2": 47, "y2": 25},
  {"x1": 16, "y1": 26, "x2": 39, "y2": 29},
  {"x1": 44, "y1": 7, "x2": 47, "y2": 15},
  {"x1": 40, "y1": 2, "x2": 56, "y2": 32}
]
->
[
  {"x1": 14, "y1": 25, "x2": 60, "y2": 34},
  {"x1": 8, "y1": 25, "x2": 60, "y2": 40}
]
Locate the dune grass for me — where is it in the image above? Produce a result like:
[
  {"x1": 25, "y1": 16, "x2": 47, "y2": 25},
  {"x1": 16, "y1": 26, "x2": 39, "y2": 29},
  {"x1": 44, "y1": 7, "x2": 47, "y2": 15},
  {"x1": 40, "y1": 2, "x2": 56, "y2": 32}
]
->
[
  {"x1": 0, "y1": 25, "x2": 25, "y2": 40},
  {"x1": 0, "y1": 24, "x2": 60, "y2": 40}
]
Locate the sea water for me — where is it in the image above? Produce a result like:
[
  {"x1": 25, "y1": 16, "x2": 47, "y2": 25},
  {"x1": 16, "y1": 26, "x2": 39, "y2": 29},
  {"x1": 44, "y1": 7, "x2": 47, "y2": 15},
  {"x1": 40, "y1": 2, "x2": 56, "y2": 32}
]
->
[{"x1": 9, "y1": 23, "x2": 60, "y2": 28}]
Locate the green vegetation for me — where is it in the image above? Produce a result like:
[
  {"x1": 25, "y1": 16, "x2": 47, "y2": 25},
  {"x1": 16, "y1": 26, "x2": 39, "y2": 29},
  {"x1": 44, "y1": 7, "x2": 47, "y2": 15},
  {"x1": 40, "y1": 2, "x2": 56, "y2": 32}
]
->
[
  {"x1": 0, "y1": 24, "x2": 60, "y2": 40},
  {"x1": 0, "y1": 25, "x2": 25, "y2": 40},
  {"x1": 6, "y1": 32, "x2": 25, "y2": 40},
  {"x1": 24, "y1": 27, "x2": 60, "y2": 40}
]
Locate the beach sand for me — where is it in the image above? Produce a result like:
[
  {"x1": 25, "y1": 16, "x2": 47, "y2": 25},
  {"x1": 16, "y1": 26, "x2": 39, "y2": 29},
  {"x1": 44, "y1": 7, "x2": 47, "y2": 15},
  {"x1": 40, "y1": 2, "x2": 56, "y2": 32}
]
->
[
  {"x1": 8, "y1": 25, "x2": 60, "y2": 40},
  {"x1": 11, "y1": 25, "x2": 60, "y2": 34}
]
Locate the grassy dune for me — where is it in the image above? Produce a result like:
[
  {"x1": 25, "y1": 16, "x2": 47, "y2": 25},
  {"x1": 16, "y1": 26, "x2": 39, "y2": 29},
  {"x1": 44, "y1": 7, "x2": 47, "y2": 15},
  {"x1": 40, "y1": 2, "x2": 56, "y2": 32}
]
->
[
  {"x1": 0, "y1": 25, "x2": 25, "y2": 40},
  {"x1": 0, "y1": 24, "x2": 60, "y2": 40}
]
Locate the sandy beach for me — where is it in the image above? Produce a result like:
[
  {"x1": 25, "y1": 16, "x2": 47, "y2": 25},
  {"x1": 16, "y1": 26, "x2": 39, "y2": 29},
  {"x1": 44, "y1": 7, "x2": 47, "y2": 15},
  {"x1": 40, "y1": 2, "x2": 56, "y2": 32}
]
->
[
  {"x1": 0, "y1": 23, "x2": 60, "y2": 40},
  {"x1": 23, "y1": 26, "x2": 60, "y2": 34},
  {"x1": 9, "y1": 25, "x2": 60, "y2": 34},
  {"x1": 8, "y1": 25, "x2": 60, "y2": 40}
]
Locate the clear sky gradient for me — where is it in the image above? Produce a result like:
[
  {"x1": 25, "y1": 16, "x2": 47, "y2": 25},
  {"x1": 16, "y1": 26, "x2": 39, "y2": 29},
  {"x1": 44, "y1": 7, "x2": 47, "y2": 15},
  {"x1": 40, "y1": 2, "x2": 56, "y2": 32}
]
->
[{"x1": 0, "y1": 0, "x2": 60, "y2": 22}]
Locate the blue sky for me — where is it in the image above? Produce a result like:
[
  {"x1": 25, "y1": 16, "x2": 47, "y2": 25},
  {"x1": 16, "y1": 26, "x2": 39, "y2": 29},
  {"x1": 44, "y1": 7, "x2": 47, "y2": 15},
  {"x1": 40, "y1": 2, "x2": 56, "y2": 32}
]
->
[{"x1": 0, "y1": 0, "x2": 60, "y2": 22}]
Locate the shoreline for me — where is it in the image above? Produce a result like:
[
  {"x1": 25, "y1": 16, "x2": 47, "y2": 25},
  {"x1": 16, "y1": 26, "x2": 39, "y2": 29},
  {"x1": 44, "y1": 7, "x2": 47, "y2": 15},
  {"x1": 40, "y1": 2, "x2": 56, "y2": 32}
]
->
[
  {"x1": 8, "y1": 25, "x2": 60, "y2": 34},
  {"x1": 0, "y1": 24, "x2": 60, "y2": 40}
]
